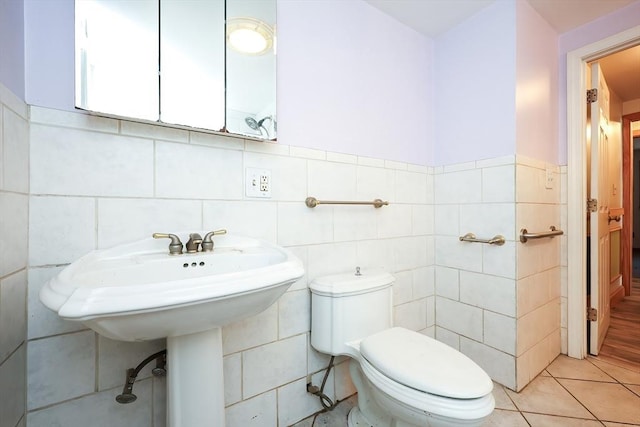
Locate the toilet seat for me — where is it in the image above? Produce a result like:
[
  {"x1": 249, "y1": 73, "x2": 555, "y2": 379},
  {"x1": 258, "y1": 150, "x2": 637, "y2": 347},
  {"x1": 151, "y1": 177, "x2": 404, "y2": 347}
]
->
[
  {"x1": 360, "y1": 327, "x2": 493, "y2": 399},
  {"x1": 358, "y1": 355, "x2": 495, "y2": 422}
]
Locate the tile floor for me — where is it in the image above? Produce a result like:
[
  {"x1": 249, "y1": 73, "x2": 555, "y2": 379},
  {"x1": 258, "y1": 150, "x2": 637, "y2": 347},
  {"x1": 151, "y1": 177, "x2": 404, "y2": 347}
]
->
[{"x1": 293, "y1": 355, "x2": 640, "y2": 426}]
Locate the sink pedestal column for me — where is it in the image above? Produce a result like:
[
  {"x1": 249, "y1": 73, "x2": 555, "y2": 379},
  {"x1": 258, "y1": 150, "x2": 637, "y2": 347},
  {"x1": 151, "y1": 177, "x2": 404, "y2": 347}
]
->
[{"x1": 167, "y1": 328, "x2": 224, "y2": 426}]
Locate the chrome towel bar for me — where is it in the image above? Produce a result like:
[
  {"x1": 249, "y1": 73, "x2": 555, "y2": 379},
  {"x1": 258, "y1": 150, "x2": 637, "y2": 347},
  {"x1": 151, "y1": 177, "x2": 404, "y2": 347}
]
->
[
  {"x1": 459, "y1": 233, "x2": 505, "y2": 246},
  {"x1": 305, "y1": 197, "x2": 389, "y2": 208},
  {"x1": 519, "y1": 226, "x2": 564, "y2": 243}
]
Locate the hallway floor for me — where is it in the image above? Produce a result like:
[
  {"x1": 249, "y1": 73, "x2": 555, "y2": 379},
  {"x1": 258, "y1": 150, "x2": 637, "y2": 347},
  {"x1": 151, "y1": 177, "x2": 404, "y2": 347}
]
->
[
  {"x1": 599, "y1": 278, "x2": 640, "y2": 368},
  {"x1": 293, "y1": 355, "x2": 640, "y2": 426}
]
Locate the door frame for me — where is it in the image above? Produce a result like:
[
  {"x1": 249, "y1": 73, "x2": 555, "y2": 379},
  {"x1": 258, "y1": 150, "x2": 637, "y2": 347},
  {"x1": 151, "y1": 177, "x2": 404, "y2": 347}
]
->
[
  {"x1": 622, "y1": 112, "x2": 640, "y2": 298},
  {"x1": 567, "y1": 25, "x2": 640, "y2": 358}
]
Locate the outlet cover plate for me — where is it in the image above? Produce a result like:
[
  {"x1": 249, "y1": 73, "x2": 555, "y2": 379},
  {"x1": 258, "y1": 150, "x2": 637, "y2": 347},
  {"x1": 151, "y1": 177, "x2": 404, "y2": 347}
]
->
[{"x1": 246, "y1": 168, "x2": 272, "y2": 198}]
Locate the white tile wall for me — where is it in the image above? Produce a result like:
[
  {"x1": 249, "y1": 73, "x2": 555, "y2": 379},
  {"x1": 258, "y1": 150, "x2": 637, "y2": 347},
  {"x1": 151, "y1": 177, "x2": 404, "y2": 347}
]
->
[
  {"x1": 356, "y1": 165, "x2": 395, "y2": 201},
  {"x1": 98, "y1": 198, "x2": 203, "y2": 248},
  {"x1": 433, "y1": 155, "x2": 561, "y2": 393},
  {"x1": 482, "y1": 165, "x2": 515, "y2": 203},
  {"x1": 0, "y1": 84, "x2": 28, "y2": 427},
  {"x1": 27, "y1": 331, "x2": 96, "y2": 409},
  {"x1": 412, "y1": 266, "x2": 435, "y2": 299},
  {"x1": 435, "y1": 297, "x2": 483, "y2": 341},
  {"x1": 155, "y1": 142, "x2": 243, "y2": 199},
  {"x1": 308, "y1": 160, "x2": 357, "y2": 200},
  {"x1": 242, "y1": 334, "x2": 307, "y2": 398},
  {"x1": 278, "y1": 289, "x2": 311, "y2": 339},
  {"x1": 461, "y1": 336, "x2": 516, "y2": 390},
  {"x1": 27, "y1": 379, "x2": 153, "y2": 427},
  {"x1": 28, "y1": 196, "x2": 96, "y2": 265},
  {"x1": 514, "y1": 157, "x2": 562, "y2": 390},
  {"x1": 394, "y1": 299, "x2": 428, "y2": 332},
  {"x1": 223, "y1": 353, "x2": 242, "y2": 406},
  {"x1": 30, "y1": 125, "x2": 155, "y2": 197},
  {"x1": 0, "y1": 270, "x2": 27, "y2": 361},
  {"x1": 27, "y1": 267, "x2": 85, "y2": 339},
  {"x1": 392, "y1": 270, "x2": 413, "y2": 305},
  {"x1": 0, "y1": 192, "x2": 28, "y2": 276},
  {"x1": 0, "y1": 345, "x2": 26, "y2": 427},
  {"x1": 459, "y1": 271, "x2": 516, "y2": 317},
  {"x1": 222, "y1": 303, "x2": 278, "y2": 355},
  {"x1": 225, "y1": 390, "x2": 277, "y2": 426},
  {"x1": 22, "y1": 105, "x2": 563, "y2": 424},
  {"x1": 483, "y1": 311, "x2": 517, "y2": 355},
  {"x1": 203, "y1": 200, "x2": 277, "y2": 242},
  {"x1": 2, "y1": 107, "x2": 29, "y2": 193},
  {"x1": 459, "y1": 203, "x2": 515, "y2": 241}
]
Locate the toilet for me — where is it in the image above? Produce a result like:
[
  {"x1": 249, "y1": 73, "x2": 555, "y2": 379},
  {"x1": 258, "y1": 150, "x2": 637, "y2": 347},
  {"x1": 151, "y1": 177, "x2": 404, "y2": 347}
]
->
[{"x1": 310, "y1": 269, "x2": 495, "y2": 427}]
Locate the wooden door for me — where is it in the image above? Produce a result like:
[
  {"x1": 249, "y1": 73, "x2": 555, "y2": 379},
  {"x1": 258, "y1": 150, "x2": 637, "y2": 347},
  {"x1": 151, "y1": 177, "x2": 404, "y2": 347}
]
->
[{"x1": 589, "y1": 62, "x2": 612, "y2": 355}]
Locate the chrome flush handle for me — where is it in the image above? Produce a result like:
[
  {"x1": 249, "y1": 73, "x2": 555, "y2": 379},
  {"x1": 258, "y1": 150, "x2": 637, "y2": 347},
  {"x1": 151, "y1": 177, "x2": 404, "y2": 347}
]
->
[
  {"x1": 152, "y1": 233, "x2": 183, "y2": 255},
  {"x1": 201, "y1": 229, "x2": 227, "y2": 252}
]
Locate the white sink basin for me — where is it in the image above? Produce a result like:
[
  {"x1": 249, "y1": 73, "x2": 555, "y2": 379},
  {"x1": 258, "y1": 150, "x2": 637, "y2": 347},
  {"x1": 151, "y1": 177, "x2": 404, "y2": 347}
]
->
[{"x1": 40, "y1": 232, "x2": 304, "y2": 341}]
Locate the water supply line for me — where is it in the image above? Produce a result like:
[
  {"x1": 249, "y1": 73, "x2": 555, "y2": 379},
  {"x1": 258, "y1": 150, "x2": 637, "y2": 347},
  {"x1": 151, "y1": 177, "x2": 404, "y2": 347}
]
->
[
  {"x1": 306, "y1": 356, "x2": 336, "y2": 411},
  {"x1": 115, "y1": 349, "x2": 167, "y2": 404}
]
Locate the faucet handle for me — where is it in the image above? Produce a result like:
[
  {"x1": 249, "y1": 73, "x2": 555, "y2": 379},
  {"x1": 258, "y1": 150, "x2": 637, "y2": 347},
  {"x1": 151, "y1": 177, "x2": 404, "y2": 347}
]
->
[
  {"x1": 185, "y1": 233, "x2": 203, "y2": 253},
  {"x1": 152, "y1": 233, "x2": 183, "y2": 255},
  {"x1": 201, "y1": 229, "x2": 227, "y2": 252}
]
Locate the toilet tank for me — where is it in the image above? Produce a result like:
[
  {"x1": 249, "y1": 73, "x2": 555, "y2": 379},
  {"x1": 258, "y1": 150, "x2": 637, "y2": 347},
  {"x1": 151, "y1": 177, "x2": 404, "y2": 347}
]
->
[{"x1": 309, "y1": 269, "x2": 394, "y2": 357}]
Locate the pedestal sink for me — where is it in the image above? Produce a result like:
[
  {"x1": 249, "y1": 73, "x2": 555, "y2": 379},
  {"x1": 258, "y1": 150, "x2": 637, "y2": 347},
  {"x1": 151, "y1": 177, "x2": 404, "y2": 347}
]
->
[{"x1": 40, "y1": 232, "x2": 304, "y2": 426}]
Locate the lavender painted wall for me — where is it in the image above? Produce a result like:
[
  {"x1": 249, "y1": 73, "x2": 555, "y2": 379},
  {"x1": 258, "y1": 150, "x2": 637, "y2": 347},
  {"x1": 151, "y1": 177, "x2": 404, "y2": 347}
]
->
[
  {"x1": 24, "y1": 0, "x2": 74, "y2": 110},
  {"x1": 0, "y1": 0, "x2": 25, "y2": 98},
  {"x1": 277, "y1": 0, "x2": 433, "y2": 165},
  {"x1": 433, "y1": 0, "x2": 516, "y2": 166},
  {"x1": 557, "y1": 0, "x2": 640, "y2": 165},
  {"x1": 515, "y1": 0, "x2": 559, "y2": 164},
  {"x1": 22, "y1": 0, "x2": 434, "y2": 165}
]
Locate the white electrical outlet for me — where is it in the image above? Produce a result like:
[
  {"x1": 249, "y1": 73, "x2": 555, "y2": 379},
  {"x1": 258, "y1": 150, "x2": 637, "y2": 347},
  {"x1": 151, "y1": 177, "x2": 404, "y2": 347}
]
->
[
  {"x1": 545, "y1": 166, "x2": 554, "y2": 189},
  {"x1": 246, "y1": 168, "x2": 272, "y2": 198}
]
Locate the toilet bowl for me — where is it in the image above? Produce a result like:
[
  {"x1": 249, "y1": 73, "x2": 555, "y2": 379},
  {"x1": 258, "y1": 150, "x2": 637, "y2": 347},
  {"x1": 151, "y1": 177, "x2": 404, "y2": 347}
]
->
[{"x1": 310, "y1": 270, "x2": 495, "y2": 427}]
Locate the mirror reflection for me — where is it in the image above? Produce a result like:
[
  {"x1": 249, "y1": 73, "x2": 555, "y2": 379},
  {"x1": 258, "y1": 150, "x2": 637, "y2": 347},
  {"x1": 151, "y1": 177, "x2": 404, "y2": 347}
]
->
[
  {"x1": 161, "y1": 0, "x2": 225, "y2": 131},
  {"x1": 226, "y1": 0, "x2": 276, "y2": 139},
  {"x1": 75, "y1": 0, "x2": 159, "y2": 121},
  {"x1": 75, "y1": 0, "x2": 276, "y2": 140}
]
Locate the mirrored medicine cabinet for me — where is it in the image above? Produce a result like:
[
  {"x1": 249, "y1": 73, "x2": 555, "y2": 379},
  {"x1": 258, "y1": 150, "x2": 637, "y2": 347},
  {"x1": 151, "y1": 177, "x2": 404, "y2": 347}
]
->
[{"x1": 75, "y1": 0, "x2": 276, "y2": 140}]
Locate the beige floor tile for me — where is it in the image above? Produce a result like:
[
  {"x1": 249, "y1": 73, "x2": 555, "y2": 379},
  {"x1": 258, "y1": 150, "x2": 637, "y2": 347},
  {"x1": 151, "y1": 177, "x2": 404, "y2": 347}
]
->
[
  {"x1": 547, "y1": 355, "x2": 615, "y2": 382},
  {"x1": 589, "y1": 358, "x2": 640, "y2": 385},
  {"x1": 629, "y1": 384, "x2": 640, "y2": 397},
  {"x1": 523, "y1": 412, "x2": 604, "y2": 426},
  {"x1": 603, "y1": 423, "x2": 640, "y2": 427},
  {"x1": 558, "y1": 379, "x2": 640, "y2": 424},
  {"x1": 505, "y1": 376, "x2": 594, "y2": 419},
  {"x1": 483, "y1": 409, "x2": 529, "y2": 426},
  {"x1": 493, "y1": 382, "x2": 517, "y2": 411}
]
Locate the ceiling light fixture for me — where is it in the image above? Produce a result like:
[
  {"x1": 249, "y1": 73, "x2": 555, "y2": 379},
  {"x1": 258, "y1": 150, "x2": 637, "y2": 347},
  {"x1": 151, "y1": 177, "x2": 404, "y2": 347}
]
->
[{"x1": 227, "y1": 17, "x2": 274, "y2": 56}]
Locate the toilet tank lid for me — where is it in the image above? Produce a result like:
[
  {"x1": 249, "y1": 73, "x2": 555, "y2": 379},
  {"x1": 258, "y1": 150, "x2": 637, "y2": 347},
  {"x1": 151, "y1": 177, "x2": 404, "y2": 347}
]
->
[
  {"x1": 309, "y1": 270, "x2": 394, "y2": 297},
  {"x1": 360, "y1": 327, "x2": 494, "y2": 399}
]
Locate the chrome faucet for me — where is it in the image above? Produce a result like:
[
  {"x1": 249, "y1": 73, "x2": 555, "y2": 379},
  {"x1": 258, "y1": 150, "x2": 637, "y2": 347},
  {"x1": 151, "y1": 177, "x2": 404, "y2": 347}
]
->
[
  {"x1": 152, "y1": 233, "x2": 183, "y2": 255},
  {"x1": 185, "y1": 233, "x2": 203, "y2": 253},
  {"x1": 201, "y1": 229, "x2": 227, "y2": 251}
]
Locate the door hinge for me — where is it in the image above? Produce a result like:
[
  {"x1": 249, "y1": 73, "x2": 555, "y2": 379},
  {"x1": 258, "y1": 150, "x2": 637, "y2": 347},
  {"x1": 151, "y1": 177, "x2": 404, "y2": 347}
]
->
[
  {"x1": 587, "y1": 198, "x2": 598, "y2": 212},
  {"x1": 587, "y1": 307, "x2": 598, "y2": 321},
  {"x1": 587, "y1": 88, "x2": 598, "y2": 103}
]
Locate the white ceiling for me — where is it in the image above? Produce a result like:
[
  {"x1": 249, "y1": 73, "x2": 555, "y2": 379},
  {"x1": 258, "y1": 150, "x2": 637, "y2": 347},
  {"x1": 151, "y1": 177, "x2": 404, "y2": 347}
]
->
[
  {"x1": 597, "y1": 45, "x2": 640, "y2": 102},
  {"x1": 363, "y1": 0, "x2": 494, "y2": 38},
  {"x1": 364, "y1": 0, "x2": 640, "y2": 101},
  {"x1": 363, "y1": 0, "x2": 638, "y2": 38}
]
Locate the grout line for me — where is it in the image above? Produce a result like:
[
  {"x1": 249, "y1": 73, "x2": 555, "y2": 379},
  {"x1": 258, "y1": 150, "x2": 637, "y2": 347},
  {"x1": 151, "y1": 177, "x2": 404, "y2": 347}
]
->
[{"x1": 547, "y1": 373, "x2": 602, "y2": 423}]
